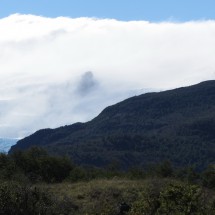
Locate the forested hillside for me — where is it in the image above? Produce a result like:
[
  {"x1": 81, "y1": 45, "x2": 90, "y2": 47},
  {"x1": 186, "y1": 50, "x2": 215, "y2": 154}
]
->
[{"x1": 10, "y1": 81, "x2": 215, "y2": 169}]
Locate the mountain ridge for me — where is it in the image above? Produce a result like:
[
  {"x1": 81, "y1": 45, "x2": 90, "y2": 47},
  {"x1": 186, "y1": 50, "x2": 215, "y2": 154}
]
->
[{"x1": 10, "y1": 80, "x2": 215, "y2": 169}]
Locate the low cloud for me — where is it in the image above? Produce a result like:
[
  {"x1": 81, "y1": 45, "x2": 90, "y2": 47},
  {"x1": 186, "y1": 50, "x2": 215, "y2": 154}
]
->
[
  {"x1": 76, "y1": 71, "x2": 98, "y2": 96},
  {"x1": 0, "y1": 14, "x2": 215, "y2": 138}
]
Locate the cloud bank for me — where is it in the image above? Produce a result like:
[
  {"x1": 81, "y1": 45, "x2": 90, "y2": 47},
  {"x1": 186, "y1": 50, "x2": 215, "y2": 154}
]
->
[{"x1": 0, "y1": 14, "x2": 215, "y2": 138}]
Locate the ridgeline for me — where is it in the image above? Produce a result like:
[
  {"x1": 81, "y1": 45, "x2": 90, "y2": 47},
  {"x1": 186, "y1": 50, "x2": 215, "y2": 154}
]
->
[{"x1": 10, "y1": 80, "x2": 215, "y2": 169}]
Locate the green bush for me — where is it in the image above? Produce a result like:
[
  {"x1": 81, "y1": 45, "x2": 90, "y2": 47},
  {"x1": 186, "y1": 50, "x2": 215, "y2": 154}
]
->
[
  {"x1": 11, "y1": 147, "x2": 73, "y2": 183},
  {"x1": 201, "y1": 165, "x2": 215, "y2": 188},
  {"x1": 158, "y1": 183, "x2": 204, "y2": 214},
  {"x1": 129, "y1": 181, "x2": 213, "y2": 215},
  {"x1": 0, "y1": 181, "x2": 79, "y2": 215},
  {"x1": 0, "y1": 182, "x2": 53, "y2": 215}
]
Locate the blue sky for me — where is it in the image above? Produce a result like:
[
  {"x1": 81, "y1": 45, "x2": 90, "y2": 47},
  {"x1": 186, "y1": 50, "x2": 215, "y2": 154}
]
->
[{"x1": 1, "y1": 0, "x2": 215, "y2": 21}]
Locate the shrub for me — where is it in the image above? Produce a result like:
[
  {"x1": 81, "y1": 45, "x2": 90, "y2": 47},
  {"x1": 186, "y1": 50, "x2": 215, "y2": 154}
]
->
[
  {"x1": 129, "y1": 181, "x2": 213, "y2": 215},
  {"x1": 11, "y1": 147, "x2": 73, "y2": 183},
  {"x1": 0, "y1": 181, "x2": 79, "y2": 215},
  {"x1": 0, "y1": 182, "x2": 53, "y2": 215}
]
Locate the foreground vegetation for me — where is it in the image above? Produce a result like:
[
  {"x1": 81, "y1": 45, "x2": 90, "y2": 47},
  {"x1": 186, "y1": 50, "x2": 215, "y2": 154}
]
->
[{"x1": 1, "y1": 147, "x2": 215, "y2": 214}]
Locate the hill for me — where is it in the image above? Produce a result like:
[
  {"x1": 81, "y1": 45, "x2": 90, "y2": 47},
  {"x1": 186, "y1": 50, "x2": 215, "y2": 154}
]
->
[{"x1": 9, "y1": 80, "x2": 215, "y2": 169}]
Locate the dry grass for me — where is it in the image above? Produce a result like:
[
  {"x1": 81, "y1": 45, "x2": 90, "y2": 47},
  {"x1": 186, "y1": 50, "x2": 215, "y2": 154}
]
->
[
  {"x1": 37, "y1": 178, "x2": 171, "y2": 215},
  {"x1": 35, "y1": 178, "x2": 215, "y2": 215}
]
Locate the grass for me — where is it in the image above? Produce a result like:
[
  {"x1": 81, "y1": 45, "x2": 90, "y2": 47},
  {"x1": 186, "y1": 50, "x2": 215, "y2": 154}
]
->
[{"x1": 38, "y1": 177, "x2": 179, "y2": 215}]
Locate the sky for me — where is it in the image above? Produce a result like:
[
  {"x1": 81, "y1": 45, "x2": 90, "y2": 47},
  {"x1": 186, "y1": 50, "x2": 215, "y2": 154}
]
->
[
  {"x1": 1, "y1": 0, "x2": 215, "y2": 21},
  {"x1": 0, "y1": 1, "x2": 215, "y2": 139}
]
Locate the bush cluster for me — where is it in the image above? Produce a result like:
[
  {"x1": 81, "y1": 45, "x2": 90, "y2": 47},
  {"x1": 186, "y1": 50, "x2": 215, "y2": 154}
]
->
[{"x1": 0, "y1": 147, "x2": 215, "y2": 214}]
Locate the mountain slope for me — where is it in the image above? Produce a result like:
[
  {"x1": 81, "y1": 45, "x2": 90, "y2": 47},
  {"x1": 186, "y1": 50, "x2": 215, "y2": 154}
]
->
[{"x1": 10, "y1": 81, "x2": 215, "y2": 169}]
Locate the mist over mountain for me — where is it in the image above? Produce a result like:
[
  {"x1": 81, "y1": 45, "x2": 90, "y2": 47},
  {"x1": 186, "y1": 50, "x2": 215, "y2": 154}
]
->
[
  {"x1": 10, "y1": 81, "x2": 215, "y2": 169},
  {"x1": 0, "y1": 138, "x2": 17, "y2": 152},
  {"x1": 1, "y1": 14, "x2": 215, "y2": 138}
]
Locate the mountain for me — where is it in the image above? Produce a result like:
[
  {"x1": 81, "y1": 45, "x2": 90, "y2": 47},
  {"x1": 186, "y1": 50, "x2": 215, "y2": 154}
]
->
[
  {"x1": 10, "y1": 81, "x2": 215, "y2": 169},
  {"x1": 0, "y1": 138, "x2": 17, "y2": 153}
]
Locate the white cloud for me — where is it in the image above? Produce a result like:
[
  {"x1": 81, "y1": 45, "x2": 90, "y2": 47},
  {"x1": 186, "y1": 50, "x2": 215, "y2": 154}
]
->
[{"x1": 0, "y1": 14, "x2": 215, "y2": 138}]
